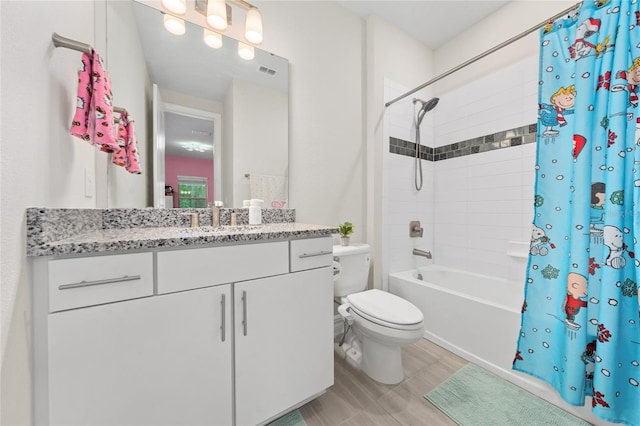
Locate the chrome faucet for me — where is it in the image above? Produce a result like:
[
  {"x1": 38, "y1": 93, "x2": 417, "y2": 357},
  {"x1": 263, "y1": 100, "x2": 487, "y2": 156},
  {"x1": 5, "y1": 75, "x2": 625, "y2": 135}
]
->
[
  {"x1": 212, "y1": 207, "x2": 220, "y2": 227},
  {"x1": 413, "y1": 248, "x2": 432, "y2": 259}
]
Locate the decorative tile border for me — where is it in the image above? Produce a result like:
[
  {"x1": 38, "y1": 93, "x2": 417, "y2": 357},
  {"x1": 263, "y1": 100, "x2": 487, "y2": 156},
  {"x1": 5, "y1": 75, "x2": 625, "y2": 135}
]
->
[{"x1": 390, "y1": 123, "x2": 537, "y2": 161}]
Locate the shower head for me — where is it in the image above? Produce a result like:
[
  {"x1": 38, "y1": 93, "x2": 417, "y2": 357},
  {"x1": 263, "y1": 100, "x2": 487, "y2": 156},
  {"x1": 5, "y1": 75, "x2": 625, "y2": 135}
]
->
[
  {"x1": 415, "y1": 97, "x2": 439, "y2": 125},
  {"x1": 419, "y1": 97, "x2": 439, "y2": 113}
]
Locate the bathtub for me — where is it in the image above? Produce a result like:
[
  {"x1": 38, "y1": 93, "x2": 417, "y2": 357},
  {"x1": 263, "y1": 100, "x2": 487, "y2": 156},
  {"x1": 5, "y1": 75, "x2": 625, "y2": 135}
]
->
[
  {"x1": 388, "y1": 264, "x2": 604, "y2": 425},
  {"x1": 388, "y1": 265, "x2": 522, "y2": 374}
]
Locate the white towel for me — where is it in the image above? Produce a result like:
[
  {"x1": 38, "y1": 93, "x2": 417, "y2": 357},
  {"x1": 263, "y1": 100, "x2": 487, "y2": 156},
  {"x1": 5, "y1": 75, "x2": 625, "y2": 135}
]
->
[{"x1": 249, "y1": 174, "x2": 288, "y2": 208}]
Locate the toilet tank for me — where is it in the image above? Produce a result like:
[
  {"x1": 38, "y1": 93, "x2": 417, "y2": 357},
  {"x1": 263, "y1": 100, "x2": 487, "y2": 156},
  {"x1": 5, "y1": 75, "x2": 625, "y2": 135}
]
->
[{"x1": 333, "y1": 244, "x2": 371, "y2": 297}]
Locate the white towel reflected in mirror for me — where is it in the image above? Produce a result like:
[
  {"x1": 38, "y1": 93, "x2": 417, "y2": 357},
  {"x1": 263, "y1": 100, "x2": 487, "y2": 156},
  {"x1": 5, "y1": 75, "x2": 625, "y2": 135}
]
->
[{"x1": 249, "y1": 174, "x2": 288, "y2": 208}]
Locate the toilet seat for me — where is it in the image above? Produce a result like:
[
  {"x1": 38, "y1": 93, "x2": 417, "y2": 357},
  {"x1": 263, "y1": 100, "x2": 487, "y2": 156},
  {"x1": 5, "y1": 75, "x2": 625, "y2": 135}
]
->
[{"x1": 346, "y1": 289, "x2": 423, "y2": 331}]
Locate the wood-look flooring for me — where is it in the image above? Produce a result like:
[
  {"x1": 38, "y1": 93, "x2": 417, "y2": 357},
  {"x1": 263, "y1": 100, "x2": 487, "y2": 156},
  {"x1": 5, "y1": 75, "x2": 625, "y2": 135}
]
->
[{"x1": 298, "y1": 338, "x2": 467, "y2": 426}]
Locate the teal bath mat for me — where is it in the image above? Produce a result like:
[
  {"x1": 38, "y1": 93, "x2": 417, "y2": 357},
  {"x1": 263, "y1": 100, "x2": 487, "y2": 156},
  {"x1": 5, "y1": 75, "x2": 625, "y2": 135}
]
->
[
  {"x1": 424, "y1": 363, "x2": 590, "y2": 425},
  {"x1": 267, "y1": 409, "x2": 307, "y2": 426}
]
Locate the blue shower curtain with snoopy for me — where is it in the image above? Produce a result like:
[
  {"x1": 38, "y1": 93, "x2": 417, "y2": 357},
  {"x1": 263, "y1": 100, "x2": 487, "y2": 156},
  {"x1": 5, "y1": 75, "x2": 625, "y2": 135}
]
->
[{"x1": 513, "y1": 1, "x2": 640, "y2": 424}]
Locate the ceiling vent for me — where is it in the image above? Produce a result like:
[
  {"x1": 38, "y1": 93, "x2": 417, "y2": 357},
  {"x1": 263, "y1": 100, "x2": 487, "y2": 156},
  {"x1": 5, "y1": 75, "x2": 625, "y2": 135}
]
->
[
  {"x1": 258, "y1": 65, "x2": 277, "y2": 76},
  {"x1": 192, "y1": 129, "x2": 212, "y2": 137}
]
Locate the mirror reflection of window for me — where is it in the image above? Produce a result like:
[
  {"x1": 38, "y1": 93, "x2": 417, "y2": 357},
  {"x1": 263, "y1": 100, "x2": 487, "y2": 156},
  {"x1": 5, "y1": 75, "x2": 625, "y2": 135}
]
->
[{"x1": 178, "y1": 176, "x2": 208, "y2": 208}]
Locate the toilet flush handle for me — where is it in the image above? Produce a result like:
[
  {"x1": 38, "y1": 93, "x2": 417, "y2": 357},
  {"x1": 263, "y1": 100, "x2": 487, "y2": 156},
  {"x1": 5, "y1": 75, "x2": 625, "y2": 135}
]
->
[{"x1": 338, "y1": 304, "x2": 354, "y2": 325}]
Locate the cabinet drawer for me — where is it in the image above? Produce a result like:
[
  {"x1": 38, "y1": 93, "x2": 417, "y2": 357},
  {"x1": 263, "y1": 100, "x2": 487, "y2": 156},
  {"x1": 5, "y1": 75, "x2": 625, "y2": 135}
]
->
[
  {"x1": 289, "y1": 237, "x2": 333, "y2": 272},
  {"x1": 48, "y1": 253, "x2": 153, "y2": 312},
  {"x1": 157, "y1": 241, "x2": 289, "y2": 294}
]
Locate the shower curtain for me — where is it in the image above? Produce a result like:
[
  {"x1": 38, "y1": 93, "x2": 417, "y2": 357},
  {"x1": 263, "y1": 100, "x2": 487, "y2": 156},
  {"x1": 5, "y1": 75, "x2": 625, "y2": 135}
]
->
[{"x1": 513, "y1": 1, "x2": 640, "y2": 424}]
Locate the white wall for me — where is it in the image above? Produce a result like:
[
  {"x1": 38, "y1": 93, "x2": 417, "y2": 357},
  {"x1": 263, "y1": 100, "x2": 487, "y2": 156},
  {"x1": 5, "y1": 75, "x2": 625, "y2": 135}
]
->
[
  {"x1": 366, "y1": 16, "x2": 434, "y2": 288},
  {"x1": 1, "y1": 2, "x2": 99, "y2": 424},
  {"x1": 254, "y1": 1, "x2": 365, "y2": 230},
  {"x1": 231, "y1": 79, "x2": 288, "y2": 206}
]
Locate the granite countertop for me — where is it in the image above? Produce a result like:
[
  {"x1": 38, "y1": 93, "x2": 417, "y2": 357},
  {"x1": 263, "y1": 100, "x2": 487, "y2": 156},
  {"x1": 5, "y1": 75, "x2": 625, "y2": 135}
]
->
[
  {"x1": 28, "y1": 222, "x2": 339, "y2": 257},
  {"x1": 26, "y1": 207, "x2": 339, "y2": 257}
]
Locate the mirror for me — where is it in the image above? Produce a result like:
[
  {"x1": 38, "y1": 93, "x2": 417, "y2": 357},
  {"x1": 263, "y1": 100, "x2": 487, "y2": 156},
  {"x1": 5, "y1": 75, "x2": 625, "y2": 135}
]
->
[{"x1": 108, "y1": 0, "x2": 289, "y2": 208}]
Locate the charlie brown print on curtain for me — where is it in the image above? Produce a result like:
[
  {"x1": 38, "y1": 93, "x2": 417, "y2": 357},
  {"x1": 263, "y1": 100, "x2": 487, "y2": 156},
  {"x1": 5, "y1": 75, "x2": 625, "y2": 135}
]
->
[{"x1": 513, "y1": 1, "x2": 640, "y2": 424}]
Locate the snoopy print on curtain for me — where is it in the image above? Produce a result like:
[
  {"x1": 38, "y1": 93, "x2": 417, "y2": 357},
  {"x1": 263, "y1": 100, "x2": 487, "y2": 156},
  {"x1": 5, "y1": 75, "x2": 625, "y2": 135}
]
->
[{"x1": 513, "y1": 1, "x2": 640, "y2": 424}]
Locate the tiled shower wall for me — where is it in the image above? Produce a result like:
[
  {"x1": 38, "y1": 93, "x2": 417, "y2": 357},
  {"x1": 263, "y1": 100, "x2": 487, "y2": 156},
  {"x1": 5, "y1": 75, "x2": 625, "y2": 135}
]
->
[
  {"x1": 382, "y1": 79, "x2": 435, "y2": 290},
  {"x1": 384, "y1": 55, "x2": 540, "y2": 283}
]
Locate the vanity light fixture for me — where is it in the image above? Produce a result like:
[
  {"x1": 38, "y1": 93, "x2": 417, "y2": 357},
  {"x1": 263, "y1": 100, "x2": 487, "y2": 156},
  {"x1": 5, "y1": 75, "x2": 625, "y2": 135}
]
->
[
  {"x1": 206, "y1": 0, "x2": 228, "y2": 30},
  {"x1": 198, "y1": 0, "x2": 264, "y2": 46},
  {"x1": 161, "y1": 0, "x2": 186, "y2": 15},
  {"x1": 237, "y1": 42, "x2": 254, "y2": 60},
  {"x1": 179, "y1": 141, "x2": 211, "y2": 153},
  {"x1": 163, "y1": 13, "x2": 186, "y2": 35},
  {"x1": 244, "y1": 7, "x2": 263, "y2": 44},
  {"x1": 203, "y1": 29, "x2": 223, "y2": 48}
]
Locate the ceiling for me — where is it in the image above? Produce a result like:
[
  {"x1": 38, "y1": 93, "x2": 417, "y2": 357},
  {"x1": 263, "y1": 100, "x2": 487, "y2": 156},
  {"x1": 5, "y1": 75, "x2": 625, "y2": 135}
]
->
[
  {"x1": 336, "y1": 0, "x2": 511, "y2": 50},
  {"x1": 164, "y1": 112, "x2": 216, "y2": 159}
]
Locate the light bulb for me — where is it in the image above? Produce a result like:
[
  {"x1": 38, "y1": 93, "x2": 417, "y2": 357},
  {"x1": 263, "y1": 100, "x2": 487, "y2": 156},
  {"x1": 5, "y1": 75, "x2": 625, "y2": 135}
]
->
[
  {"x1": 238, "y1": 42, "x2": 254, "y2": 60},
  {"x1": 245, "y1": 8, "x2": 263, "y2": 44},
  {"x1": 204, "y1": 29, "x2": 223, "y2": 49},
  {"x1": 161, "y1": 0, "x2": 186, "y2": 15},
  {"x1": 207, "y1": 0, "x2": 227, "y2": 31},
  {"x1": 164, "y1": 14, "x2": 186, "y2": 35}
]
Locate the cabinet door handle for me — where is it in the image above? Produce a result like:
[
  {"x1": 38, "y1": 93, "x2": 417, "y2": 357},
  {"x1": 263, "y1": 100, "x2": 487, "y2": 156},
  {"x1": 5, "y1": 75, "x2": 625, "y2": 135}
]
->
[
  {"x1": 242, "y1": 290, "x2": 248, "y2": 336},
  {"x1": 58, "y1": 275, "x2": 141, "y2": 290},
  {"x1": 221, "y1": 294, "x2": 226, "y2": 342},
  {"x1": 299, "y1": 250, "x2": 331, "y2": 259}
]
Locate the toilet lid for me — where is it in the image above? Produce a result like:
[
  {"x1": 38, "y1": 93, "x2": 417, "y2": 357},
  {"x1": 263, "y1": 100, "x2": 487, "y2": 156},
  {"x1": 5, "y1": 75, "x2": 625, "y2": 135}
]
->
[{"x1": 346, "y1": 289, "x2": 424, "y2": 328}]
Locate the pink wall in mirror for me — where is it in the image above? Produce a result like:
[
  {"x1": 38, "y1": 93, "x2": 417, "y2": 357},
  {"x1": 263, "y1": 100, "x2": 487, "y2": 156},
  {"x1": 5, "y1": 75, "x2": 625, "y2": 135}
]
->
[{"x1": 165, "y1": 156, "x2": 214, "y2": 208}]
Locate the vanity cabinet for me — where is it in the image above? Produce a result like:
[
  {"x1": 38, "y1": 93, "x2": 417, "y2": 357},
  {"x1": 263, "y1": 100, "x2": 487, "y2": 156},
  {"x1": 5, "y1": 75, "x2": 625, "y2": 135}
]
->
[
  {"x1": 48, "y1": 284, "x2": 233, "y2": 426},
  {"x1": 33, "y1": 237, "x2": 334, "y2": 426},
  {"x1": 235, "y1": 267, "x2": 333, "y2": 426}
]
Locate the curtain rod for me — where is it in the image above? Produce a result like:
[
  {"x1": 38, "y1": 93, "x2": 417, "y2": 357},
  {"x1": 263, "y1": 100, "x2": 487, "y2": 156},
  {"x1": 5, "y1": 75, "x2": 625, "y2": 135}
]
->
[{"x1": 385, "y1": 2, "x2": 582, "y2": 108}]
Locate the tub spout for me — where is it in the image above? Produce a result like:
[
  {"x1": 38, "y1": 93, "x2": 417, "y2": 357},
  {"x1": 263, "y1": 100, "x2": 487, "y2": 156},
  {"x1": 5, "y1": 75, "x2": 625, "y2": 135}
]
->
[{"x1": 413, "y1": 248, "x2": 432, "y2": 259}]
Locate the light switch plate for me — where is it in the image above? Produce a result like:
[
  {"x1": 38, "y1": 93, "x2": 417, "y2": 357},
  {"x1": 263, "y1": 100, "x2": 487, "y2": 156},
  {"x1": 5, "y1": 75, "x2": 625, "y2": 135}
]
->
[{"x1": 84, "y1": 168, "x2": 94, "y2": 198}]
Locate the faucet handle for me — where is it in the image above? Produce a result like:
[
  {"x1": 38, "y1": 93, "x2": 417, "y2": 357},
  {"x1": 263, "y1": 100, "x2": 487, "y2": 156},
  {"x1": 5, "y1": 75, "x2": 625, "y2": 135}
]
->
[
  {"x1": 409, "y1": 221, "x2": 424, "y2": 238},
  {"x1": 181, "y1": 212, "x2": 200, "y2": 228}
]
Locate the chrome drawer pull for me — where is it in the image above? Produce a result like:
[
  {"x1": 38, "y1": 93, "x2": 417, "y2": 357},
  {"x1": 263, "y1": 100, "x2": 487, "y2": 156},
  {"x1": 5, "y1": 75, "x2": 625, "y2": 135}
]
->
[
  {"x1": 242, "y1": 291, "x2": 248, "y2": 336},
  {"x1": 299, "y1": 250, "x2": 331, "y2": 259},
  {"x1": 221, "y1": 294, "x2": 226, "y2": 342},
  {"x1": 58, "y1": 275, "x2": 142, "y2": 290}
]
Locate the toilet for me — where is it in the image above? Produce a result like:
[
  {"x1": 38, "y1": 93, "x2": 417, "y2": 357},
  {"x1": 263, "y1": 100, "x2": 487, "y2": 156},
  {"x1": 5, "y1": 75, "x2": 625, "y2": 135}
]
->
[{"x1": 333, "y1": 243, "x2": 424, "y2": 384}]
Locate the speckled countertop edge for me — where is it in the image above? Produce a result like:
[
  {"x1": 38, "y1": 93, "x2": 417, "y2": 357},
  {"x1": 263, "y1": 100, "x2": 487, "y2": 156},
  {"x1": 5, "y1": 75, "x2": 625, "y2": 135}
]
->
[
  {"x1": 27, "y1": 222, "x2": 340, "y2": 257},
  {"x1": 26, "y1": 207, "x2": 312, "y2": 256}
]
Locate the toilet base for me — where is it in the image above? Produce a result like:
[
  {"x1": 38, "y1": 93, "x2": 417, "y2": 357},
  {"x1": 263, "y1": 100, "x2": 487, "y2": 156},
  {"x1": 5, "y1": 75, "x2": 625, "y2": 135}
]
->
[{"x1": 360, "y1": 338, "x2": 404, "y2": 385}]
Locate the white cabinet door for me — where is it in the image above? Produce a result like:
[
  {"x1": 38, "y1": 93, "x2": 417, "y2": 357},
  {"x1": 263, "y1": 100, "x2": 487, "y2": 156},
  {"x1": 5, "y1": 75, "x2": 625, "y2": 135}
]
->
[
  {"x1": 48, "y1": 285, "x2": 232, "y2": 426},
  {"x1": 234, "y1": 267, "x2": 334, "y2": 426}
]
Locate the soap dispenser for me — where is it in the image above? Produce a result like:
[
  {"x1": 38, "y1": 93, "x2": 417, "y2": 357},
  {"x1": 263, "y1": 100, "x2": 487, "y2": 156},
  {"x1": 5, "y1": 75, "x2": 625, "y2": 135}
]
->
[{"x1": 249, "y1": 199, "x2": 263, "y2": 225}]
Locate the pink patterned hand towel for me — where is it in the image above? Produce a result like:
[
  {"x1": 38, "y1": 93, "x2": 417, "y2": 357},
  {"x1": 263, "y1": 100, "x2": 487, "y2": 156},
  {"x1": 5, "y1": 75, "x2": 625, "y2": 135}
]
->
[
  {"x1": 112, "y1": 110, "x2": 142, "y2": 174},
  {"x1": 70, "y1": 49, "x2": 119, "y2": 153}
]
